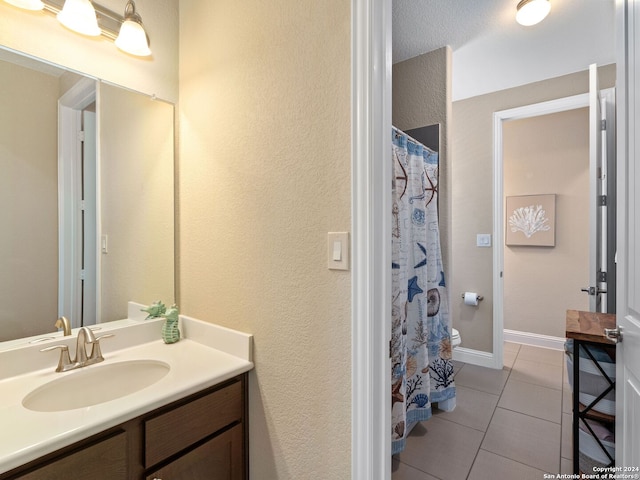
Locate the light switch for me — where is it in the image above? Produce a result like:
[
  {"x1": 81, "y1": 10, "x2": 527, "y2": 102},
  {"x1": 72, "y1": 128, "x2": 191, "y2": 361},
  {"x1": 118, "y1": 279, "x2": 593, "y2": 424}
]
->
[
  {"x1": 476, "y1": 234, "x2": 492, "y2": 247},
  {"x1": 328, "y1": 232, "x2": 349, "y2": 270},
  {"x1": 333, "y1": 241, "x2": 342, "y2": 261}
]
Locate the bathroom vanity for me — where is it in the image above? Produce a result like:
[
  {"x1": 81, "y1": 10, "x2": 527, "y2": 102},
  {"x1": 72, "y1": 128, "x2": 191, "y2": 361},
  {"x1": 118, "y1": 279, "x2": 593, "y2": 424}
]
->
[
  {"x1": 2, "y1": 375, "x2": 247, "y2": 479},
  {"x1": 0, "y1": 308, "x2": 253, "y2": 480}
]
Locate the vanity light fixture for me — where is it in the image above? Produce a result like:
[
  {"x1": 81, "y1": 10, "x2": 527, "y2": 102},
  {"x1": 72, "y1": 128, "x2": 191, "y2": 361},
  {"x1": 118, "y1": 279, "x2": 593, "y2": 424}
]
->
[
  {"x1": 2, "y1": 0, "x2": 151, "y2": 58},
  {"x1": 3, "y1": 0, "x2": 44, "y2": 10},
  {"x1": 115, "y1": 0, "x2": 151, "y2": 57},
  {"x1": 57, "y1": 0, "x2": 100, "y2": 36},
  {"x1": 516, "y1": 0, "x2": 551, "y2": 26}
]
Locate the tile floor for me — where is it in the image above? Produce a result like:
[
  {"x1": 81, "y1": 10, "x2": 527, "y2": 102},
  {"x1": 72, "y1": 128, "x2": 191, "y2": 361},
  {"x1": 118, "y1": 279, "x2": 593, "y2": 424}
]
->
[{"x1": 392, "y1": 342, "x2": 574, "y2": 480}]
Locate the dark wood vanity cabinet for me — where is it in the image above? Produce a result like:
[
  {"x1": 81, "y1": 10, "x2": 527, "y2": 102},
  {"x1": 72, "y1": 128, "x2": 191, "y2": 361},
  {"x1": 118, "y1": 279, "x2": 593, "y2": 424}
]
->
[{"x1": 1, "y1": 374, "x2": 248, "y2": 480}]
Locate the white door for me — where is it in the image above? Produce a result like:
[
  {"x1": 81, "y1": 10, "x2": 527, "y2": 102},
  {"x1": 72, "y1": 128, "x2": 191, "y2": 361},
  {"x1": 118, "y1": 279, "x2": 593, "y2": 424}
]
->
[
  {"x1": 614, "y1": 0, "x2": 640, "y2": 469},
  {"x1": 587, "y1": 64, "x2": 607, "y2": 312},
  {"x1": 81, "y1": 109, "x2": 97, "y2": 326}
]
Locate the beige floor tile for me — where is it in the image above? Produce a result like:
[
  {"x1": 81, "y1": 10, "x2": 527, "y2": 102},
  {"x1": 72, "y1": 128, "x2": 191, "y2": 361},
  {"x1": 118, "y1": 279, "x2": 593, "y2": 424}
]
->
[
  {"x1": 433, "y1": 385, "x2": 499, "y2": 432},
  {"x1": 517, "y1": 345, "x2": 565, "y2": 366},
  {"x1": 562, "y1": 387, "x2": 573, "y2": 414},
  {"x1": 510, "y1": 358, "x2": 563, "y2": 390},
  {"x1": 504, "y1": 349, "x2": 518, "y2": 369},
  {"x1": 561, "y1": 412, "x2": 573, "y2": 460},
  {"x1": 468, "y1": 450, "x2": 548, "y2": 480},
  {"x1": 560, "y1": 457, "x2": 573, "y2": 474},
  {"x1": 504, "y1": 342, "x2": 522, "y2": 353},
  {"x1": 498, "y1": 379, "x2": 562, "y2": 423},
  {"x1": 482, "y1": 407, "x2": 561, "y2": 473},
  {"x1": 452, "y1": 360, "x2": 465, "y2": 376},
  {"x1": 392, "y1": 458, "x2": 439, "y2": 480},
  {"x1": 454, "y1": 364, "x2": 510, "y2": 396},
  {"x1": 398, "y1": 417, "x2": 484, "y2": 480}
]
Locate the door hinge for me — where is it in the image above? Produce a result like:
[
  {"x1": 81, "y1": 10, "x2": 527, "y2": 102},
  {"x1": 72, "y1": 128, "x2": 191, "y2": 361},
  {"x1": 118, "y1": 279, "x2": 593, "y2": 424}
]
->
[
  {"x1": 598, "y1": 271, "x2": 607, "y2": 282},
  {"x1": 389, "y1": 340, "x2": 392, "y2": 358},
  {"x1": 79, "y1": 269, "x2": 85, "y2": 280},
  {"x1": 600, "y1": 119, "x2": 607, "y2": 131},
  {"x1": 77, "y1": 130, "x2": 85, "y2": 142},
  {"x1": 598, "y1": 195, "x2": 607, "y2": 206}
]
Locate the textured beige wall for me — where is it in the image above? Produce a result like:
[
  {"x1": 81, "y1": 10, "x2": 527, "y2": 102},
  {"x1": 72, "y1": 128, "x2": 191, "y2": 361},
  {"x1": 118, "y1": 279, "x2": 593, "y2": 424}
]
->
[
  {"x1": 0, "y1": 60, "x2": 58, "y2": 341},
  {"x1": 100, "y1": 83, "x2": 175, "y2": 322},
  {"x1": 503, "y1": 109, "x2": 590, "y2": 337},
  {"x1": 178, "y1": 1, "x2": 351, "y2": 478},
  {"x1": 392, "y1": 47, "x2": 452, "y2": 289},
  {"x1": 0, "y1": 0, "x2": 178, "y2": 102},
  {"x1": 452, "y1": 64, "x2": 615, "y2": 352}
]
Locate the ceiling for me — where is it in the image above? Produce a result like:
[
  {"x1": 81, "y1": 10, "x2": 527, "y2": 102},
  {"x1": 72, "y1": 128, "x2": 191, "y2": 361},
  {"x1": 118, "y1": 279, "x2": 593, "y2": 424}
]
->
[
  {"x1": 393, "y1": 0, "x2": 511, "y2": 63},
  {"x1": 393, "y1": 0, "x2": 616, "y2": 100}
]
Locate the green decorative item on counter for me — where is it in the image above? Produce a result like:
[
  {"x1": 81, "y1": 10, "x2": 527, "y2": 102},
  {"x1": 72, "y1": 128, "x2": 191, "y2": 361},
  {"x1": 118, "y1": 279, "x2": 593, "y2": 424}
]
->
[
  {"x1": 141, "y1": 300, "x2": 166, "y2": 320},
  {"x1": 161, "y1": 304, "x2": 180, "y2": 344}
]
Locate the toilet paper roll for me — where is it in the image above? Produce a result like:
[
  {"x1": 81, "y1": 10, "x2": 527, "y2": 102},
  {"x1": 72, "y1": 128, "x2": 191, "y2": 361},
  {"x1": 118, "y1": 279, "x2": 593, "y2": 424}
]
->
[{"x1": 464, "y1": 292, "x2": 480, "y2": 306}]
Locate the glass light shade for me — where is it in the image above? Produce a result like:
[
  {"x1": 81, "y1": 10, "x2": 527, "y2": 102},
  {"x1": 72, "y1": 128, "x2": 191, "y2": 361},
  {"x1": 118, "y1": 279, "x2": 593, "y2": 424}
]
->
[
  {"x1": 3, "y1": 0, "x2": 44, "y2": 10},
  {"x1": 57, "y1": 0, "x2": 101, "y2": 36},
  {"x1": 516, "y1": 0, "x2": 551, "y2": 26},
  {"x1": 115, "y1": 20, "x2": 151, "y2": 56}
]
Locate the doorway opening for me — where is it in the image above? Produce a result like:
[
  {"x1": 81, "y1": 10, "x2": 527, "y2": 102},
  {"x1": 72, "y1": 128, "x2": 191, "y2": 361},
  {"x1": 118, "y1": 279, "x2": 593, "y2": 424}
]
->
[{"x1": 493, "y1": 87, "x2": 616, "y2": 356}]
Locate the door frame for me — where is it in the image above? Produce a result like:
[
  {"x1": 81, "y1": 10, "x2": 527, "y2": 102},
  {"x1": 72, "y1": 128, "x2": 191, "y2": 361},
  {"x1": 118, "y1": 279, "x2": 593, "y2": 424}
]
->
[
  {"x1": 351, "y1": 0, "x2": 392, "y2": 479},
  {"x1": 58, "y1": 77, "x2": 98, "y2": 328},
  {"x1": 493, "y1": 90, "x2": 615, "y2": 359}
]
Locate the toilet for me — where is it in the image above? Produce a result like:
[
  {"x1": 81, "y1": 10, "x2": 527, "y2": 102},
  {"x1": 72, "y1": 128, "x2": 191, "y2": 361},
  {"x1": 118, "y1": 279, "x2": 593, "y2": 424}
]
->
[{"x1": 451, "y1": 328, "x2": 461, "y2": 348}]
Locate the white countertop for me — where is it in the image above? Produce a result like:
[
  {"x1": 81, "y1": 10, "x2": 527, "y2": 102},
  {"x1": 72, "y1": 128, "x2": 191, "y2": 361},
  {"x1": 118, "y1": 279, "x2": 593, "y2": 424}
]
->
[{"x1": 0, "y1": 308, "x2": 253, "y2": 475}]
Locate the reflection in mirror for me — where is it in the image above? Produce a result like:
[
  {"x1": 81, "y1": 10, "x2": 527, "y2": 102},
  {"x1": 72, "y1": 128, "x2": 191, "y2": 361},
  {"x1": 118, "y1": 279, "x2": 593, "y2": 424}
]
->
[{"x1": 0, "y1": 47, "x2": 174, "y2": 343}]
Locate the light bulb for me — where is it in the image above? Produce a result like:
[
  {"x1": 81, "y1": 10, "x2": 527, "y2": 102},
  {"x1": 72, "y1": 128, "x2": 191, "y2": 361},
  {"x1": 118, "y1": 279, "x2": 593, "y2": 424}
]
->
[
  {"x1": 57, "y1": 0, "x2": 101, "y2": 36},
  {"x1": 116, "y1": 19, "x2": 151, "y2": 56},
  {"x1": 516, "y1": 0, "x2": 551, "y2": 27}
]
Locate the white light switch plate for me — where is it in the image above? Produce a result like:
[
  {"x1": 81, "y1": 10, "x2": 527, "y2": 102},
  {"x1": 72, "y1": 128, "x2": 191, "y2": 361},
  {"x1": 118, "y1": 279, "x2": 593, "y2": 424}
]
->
[{"x1": 328, "y1": 232, "x2": 349, "y2": 270}]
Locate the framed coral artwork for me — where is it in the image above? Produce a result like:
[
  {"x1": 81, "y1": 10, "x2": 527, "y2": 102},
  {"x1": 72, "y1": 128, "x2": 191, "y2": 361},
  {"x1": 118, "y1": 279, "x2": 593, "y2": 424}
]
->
[{"x1": 506, "y1": 194, "x2": 556, "y2": 246}]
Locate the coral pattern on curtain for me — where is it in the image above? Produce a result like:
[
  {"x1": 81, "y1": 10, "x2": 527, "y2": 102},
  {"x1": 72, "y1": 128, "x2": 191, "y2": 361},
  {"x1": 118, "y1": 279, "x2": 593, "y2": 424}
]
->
[{"x1": 391, "y1": 127, "x2": 456, "y2": 455}]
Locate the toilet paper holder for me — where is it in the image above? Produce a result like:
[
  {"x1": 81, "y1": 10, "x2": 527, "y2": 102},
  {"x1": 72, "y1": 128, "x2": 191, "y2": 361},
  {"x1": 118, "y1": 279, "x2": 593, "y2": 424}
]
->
[{"x1": 461, "y1": 293, "x2": 484, "y2": 302}]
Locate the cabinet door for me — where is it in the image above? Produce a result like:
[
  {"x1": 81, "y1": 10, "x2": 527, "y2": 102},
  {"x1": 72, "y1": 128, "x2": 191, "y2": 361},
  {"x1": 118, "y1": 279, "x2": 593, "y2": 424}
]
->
[
  {"x1": 146, "y1": 424, "x2": 243, "y2": 480},
  {"x1": 16, "y1": 432, "x2": 127, "y2": 480}
]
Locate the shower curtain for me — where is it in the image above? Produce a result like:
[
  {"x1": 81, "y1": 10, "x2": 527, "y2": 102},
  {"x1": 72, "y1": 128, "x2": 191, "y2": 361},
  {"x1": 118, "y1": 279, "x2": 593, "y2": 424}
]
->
[{"x1": 391, "y1": 127, "x2": 456, "y2": 455}]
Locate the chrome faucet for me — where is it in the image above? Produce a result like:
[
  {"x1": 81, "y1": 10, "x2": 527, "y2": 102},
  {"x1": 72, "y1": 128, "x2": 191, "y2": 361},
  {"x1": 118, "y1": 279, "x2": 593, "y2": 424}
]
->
[
  {"x1": 54, "y1": 316, "x2": 72, "y2": 336},
  {"x1": 41, "y1": 327, "x2": 114, "y2": 373}
]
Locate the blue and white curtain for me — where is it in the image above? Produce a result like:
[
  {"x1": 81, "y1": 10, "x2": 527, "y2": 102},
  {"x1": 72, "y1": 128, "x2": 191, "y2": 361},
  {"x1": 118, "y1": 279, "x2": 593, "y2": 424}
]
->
[{"x1": 391, "y1": 127, "x2": 456, "y2": 455}]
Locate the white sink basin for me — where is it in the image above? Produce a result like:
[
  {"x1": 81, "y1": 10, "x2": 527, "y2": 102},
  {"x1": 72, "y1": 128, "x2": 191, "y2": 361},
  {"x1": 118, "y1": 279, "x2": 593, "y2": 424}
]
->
[{"x1": 22, "y1": 360, "x2": 170, "y2": 412}]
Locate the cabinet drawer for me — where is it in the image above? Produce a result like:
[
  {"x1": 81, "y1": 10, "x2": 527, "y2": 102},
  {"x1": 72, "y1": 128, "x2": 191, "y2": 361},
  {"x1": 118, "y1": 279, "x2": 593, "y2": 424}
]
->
[
  {"x1": 146, "y1": 424, "x2": 243, "y2": 480},
  {"x1": 145, "y1": 380, "x2": 242, "y2": 467},
  {"x1": 16, "y1": 431, "x2": 127, "y2": 480}
]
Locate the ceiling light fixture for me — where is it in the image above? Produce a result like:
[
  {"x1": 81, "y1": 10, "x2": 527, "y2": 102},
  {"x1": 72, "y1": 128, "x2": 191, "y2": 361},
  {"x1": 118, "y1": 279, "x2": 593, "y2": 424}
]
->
[
  {"x1": 115, "y1": 0, "x2": 151, "y2": 57},
  {"x1": 57, "y1": 0, "x2": 100, "y2": 36},
  {"x1": 516, "y1": 0, "x2": 551, "y2": 27},
  {"x1": 3, "y1": 0, "x2": 44, "y2": 9}
]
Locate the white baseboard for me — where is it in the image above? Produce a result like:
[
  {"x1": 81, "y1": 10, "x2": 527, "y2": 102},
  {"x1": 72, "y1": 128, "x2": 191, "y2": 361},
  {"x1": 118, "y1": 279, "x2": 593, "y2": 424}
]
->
[
  {"x1": 453, "y1": 347, "x2": 500, "y2": 369},
  {"x1": 503, "y1": 329, "x2": 566, "y2": 351}
]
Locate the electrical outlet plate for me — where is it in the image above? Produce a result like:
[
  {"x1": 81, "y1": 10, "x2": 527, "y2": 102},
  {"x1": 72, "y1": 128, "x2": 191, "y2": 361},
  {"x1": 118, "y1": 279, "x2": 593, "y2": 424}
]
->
[{"x1": 477, "y1": 234, "x2": 492, "y2": 247}]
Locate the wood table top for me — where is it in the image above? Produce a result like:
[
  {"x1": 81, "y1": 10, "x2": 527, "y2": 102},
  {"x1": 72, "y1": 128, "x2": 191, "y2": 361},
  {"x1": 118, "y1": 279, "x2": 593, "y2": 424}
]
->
[{"x1": 565, "y1": 309, "x2": 617, "y2": 344}]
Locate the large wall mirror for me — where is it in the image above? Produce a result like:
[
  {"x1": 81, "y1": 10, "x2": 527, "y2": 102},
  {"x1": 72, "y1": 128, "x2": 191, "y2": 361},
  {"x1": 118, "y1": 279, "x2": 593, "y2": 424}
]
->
[{"x1": 0, "y1": 46, "x2": 175, "y2": 344}]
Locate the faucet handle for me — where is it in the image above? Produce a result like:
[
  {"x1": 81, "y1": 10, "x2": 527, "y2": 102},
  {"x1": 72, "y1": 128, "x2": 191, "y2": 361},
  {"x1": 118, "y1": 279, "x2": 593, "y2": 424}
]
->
[
  {"x1": 41, "y1": 345, "x2": 75, "y2": 372},
  {"x1": 88, "y1": 333, "x2": 115, "y2": 363}
]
